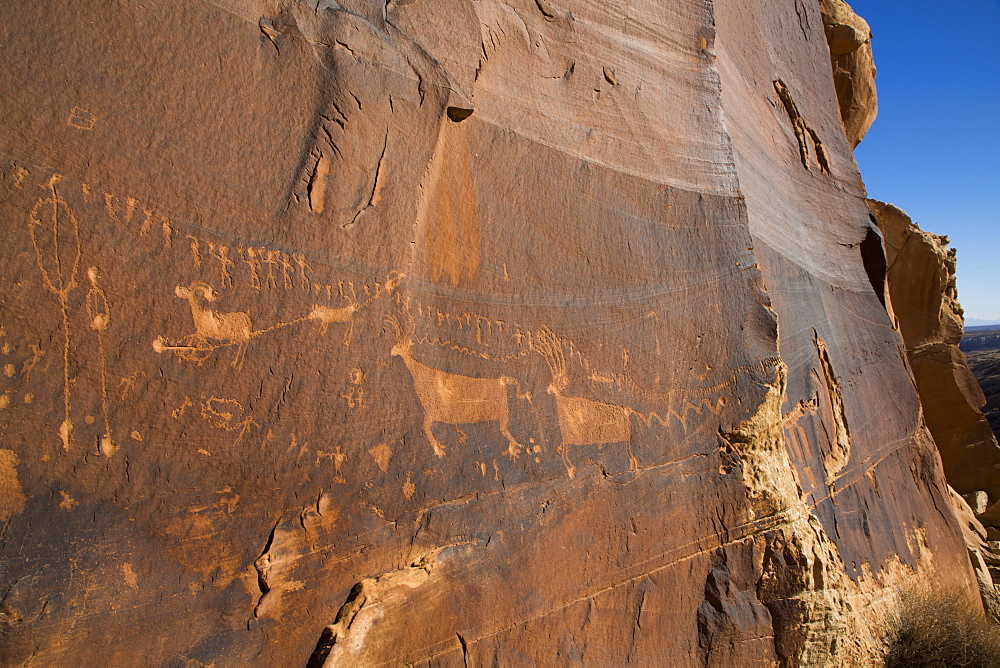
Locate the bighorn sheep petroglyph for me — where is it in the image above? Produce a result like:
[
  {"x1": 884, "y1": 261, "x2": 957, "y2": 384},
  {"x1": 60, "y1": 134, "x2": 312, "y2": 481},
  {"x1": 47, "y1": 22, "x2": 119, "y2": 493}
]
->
[
  {"x1": 533, "y1": 327, "x2": 639, "y2": 477},
  {"x1": 387, "y1": 316, "x2": 526, "y2": 460},
  {"x1": 174, "y1": 281, "x2": 253, "y2": 369}
]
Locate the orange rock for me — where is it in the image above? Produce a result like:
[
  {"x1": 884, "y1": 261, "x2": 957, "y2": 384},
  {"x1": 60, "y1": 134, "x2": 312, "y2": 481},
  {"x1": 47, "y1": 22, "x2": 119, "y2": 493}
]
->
[
  {"x1": 820, "y1": 0, "x2": 878, "y2": 147},
  {"x1": 0, "y1": 0, "x2": 981, "y2": 665},
  {"x1": 871, "y1": 200, "x2": 1000, "y2": 499}
]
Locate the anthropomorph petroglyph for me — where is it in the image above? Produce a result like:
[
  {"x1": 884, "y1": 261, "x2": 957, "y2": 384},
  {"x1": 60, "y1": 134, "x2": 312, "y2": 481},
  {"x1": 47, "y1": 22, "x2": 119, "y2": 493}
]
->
[
  {"x1": 86, "y1": 267, "x2": 117, "y2": 456},
  {"x1": 341, "y1": 367, "x2": 364, "y2": 409},
  {"x1": 28, "y1": 174, "x2": 82, "y2": 450},
  {"x1": 387, "y1": 316, "x2": 528, "y2": 460}
]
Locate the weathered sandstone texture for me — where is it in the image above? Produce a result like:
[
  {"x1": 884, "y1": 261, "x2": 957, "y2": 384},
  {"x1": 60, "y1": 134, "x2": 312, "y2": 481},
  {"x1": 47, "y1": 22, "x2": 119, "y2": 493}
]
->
[
  {"x1": 947, "y1": 483, "x2": 1000, "y2": 621},
  {"x1": 0, "y1": 0, "x2": 981, "y2": 665},
  {"x1": 819, "y1": 0, "x2": 877, "y2": 147},
  {"x1": 870, "y1": 200, "x2": 1000, "y2": 500}
]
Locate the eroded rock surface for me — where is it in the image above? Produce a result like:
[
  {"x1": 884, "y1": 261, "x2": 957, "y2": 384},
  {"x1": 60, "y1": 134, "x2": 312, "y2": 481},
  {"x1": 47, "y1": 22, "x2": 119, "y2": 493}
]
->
[
  {"x1": 870, "y1": 200, "x2": 1000, "y2": 500},
  {"x1": 819, "y1": 0, "x2": 878, "y2": 147},
  {"x1": 0, "y1": 1, "x2": 978, "y2": 665}
]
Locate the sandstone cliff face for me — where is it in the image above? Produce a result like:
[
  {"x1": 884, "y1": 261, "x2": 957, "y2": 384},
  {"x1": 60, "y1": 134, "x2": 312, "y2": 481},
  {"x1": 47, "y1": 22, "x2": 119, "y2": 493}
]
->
[
  {"x1": 819, "y1": 0, "x2": 878, "y2": 147},
  {"x1": 869, "y1": 200, "x2": 1000, "y2": 500},
  {"x1": 0, "y1": 1, "x2": 978, "y2": 665}
]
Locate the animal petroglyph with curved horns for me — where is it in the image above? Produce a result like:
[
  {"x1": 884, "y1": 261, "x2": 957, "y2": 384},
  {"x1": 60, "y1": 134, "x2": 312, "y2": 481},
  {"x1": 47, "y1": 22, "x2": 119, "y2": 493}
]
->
[
  {"x1": 533, "y1": 327, "x2": 639, "y2": 478},
  {"x1": 171, "y1": 282, "x2": 253, "y2": 369}
]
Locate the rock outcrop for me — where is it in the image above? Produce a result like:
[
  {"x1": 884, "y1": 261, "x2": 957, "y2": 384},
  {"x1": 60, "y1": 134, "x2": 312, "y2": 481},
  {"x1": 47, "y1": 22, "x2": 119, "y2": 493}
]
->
[
  {"x1": 0, "y1": 1, "x2": 981, "y2": 665},
  {"x1": 947, "y1": 487, "x2": 1000, "y2": 621},
  {"x1": 819, "y1": 0, "x2": 878, "y2": 147},
  {"x1": 869, "y1": 200, "x2": 1000, "y2": 500}
]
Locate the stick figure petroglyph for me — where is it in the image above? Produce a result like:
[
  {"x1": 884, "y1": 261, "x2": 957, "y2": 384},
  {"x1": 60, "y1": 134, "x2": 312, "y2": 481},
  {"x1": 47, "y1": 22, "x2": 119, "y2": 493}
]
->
[
  {"x1": 28, "y1": 174, "x2": 82, "y2": 450},
  {"x1": 209, "y1": 242, "x2": 236, "y2": 289},
  {"x1": 86, "y1": 267, "x2": 117, "y2": 456},
  {"x1": 341, "y1": 367, "x2": 364, "y2": 409}
]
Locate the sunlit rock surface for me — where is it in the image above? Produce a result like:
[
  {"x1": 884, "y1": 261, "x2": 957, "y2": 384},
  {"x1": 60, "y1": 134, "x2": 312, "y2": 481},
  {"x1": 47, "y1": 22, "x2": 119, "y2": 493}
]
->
[
  {"x1": 819, "y1": 0, "x2": 878, "y2": 147},
  {"x1": 0, "y1": 1, "x2": 977, "y2": 664},
  {"x1": 870, "y1": 200, "x2": 1000, "y2": 500}
]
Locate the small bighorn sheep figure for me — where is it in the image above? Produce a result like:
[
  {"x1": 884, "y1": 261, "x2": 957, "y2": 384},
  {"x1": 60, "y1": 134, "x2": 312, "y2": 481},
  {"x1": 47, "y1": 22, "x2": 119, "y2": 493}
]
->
[
  {"x1": 387, "y1": 316, "x2": 525, "y2": 460},
  {"x1": 174, "y1": 281, "x2": 253, "y2": 369},
  {"x1": 308, "y1": 271, "x2": 404, "y2": 346},
  {"x1": 308, "y1": 303, "x2": 358, "y2": 345}
]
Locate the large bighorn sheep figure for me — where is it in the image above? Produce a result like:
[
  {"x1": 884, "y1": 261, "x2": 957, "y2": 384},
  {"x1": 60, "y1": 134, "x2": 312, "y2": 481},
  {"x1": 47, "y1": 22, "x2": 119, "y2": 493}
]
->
[
  {"x1": 534, "y1": 327, "x2": 638, "y2": 477},
  {"x1": 174, "y1": 282, "x2": 253, "y2": 369},
  {"x1": 387, "y1": 316, "x2": 525, "y2": 460}
]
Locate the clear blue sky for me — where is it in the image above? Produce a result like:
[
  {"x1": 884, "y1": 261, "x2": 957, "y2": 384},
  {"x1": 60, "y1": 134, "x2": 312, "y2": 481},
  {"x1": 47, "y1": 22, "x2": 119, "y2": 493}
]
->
[{"x1": 849, "y1": 0, "x2": 1000, "y2": 322}]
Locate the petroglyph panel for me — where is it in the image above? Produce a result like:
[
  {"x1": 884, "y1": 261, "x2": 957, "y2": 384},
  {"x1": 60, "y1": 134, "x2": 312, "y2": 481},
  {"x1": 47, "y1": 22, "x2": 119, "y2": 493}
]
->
[
  {"x1": 0, "y1": 131, "x2": 791, "y2": 666},
  {"x1": 0, "y1": 1, "x2": 966, "y2": 665}
]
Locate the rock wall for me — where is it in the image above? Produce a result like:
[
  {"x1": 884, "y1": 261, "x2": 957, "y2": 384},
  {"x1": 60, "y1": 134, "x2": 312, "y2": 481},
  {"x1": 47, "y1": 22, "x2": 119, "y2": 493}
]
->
[
  {"x1": 0, "y1": 1, "x2": 978, "y2": 665},
  {"x1": 818, "y1": 0, "x2": 878, "y2": 147},
  {"x1": 869, "y1": 200, "x2": 1000, "y2": 500}
]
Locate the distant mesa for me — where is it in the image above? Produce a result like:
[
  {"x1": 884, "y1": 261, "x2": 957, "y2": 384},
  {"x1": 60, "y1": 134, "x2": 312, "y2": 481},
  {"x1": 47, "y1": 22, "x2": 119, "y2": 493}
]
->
[{"x1": 966, "y1": 318, "x2": 1000, "y2": 329}]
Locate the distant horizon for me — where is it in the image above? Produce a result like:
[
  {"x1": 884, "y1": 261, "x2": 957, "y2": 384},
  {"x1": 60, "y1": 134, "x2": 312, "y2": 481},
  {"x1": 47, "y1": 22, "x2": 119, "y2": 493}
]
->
[{"x1": 850, "y1": 0, "x2": 999, "y2": 321}]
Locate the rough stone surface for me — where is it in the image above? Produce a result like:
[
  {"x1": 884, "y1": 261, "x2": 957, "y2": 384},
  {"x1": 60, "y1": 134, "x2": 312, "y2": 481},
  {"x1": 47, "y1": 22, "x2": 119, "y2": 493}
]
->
[
  {"x1": 0, "y1": 1, "x2": 979, "y2": 665},
  {"x1": 871, "y1": 200, "x2": 1000, "y2": 500},
  {"x1": 951, "y1": 488, "x2": 989, "y2": 543},
  {"x1": 966, "y1": 491, "x2": 992, "y2": 516},
  {"x1": 984, "y1": 501, "x2": 1000, "y2": 527},
  {"x1": 949, "y1": 485, "x2": 1000, "y2": 617},
  {"x1": 819, "y1": 0, "x2": 877, "y2": 147}
]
